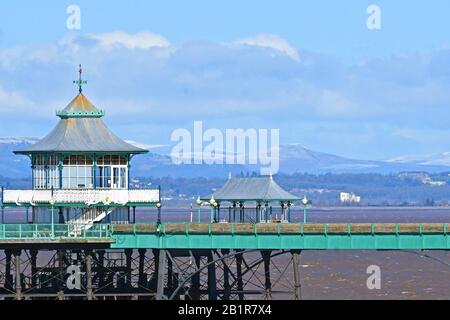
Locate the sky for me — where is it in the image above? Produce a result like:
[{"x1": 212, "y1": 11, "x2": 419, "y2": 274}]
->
[{"x1": 1, "y1": 0, "x2": 450, "y2": 161}]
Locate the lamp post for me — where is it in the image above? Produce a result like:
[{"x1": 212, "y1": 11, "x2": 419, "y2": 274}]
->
[
  {"x1": 302, "y1": 195, "x2": 309, "y2": 224},
  {"x1": 196, "y1": 196, "x2": 202, "y2": 222},
  {"x1": 156, "y1": 202, "x2": 162, "y2": 225},
  {"x1": 287, "y1": 201, "x2": 291, "y2": 223},
  {"x1": 209, "y1": 196, "x2": 217, "y2": 223}
]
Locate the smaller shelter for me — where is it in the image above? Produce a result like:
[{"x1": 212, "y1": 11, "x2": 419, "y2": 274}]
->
[{"x1": 201, "y1": 176, "x2": 299, "y2": 223}]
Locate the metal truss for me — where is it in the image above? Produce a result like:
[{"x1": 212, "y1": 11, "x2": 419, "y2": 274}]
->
[{"x1": 0, "y1": 248, "x2": 301, "y2": 300}]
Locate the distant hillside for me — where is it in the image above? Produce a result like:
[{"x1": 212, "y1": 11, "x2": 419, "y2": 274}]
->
[{"x1": 1, "y1": 137, "x2": 450, "y2": 178}]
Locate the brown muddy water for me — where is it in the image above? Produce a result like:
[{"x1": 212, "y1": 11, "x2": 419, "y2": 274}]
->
[{"x1": 2, "y1": 207, "x2": 450, "y2": 299}]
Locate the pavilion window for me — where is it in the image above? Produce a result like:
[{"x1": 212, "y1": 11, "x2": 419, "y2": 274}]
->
[
  {"x1": 32, "y1": 155, "x2": 45, "y2": 189},
  {"x1": 32, "y1": 155, "x2": 59, "y2": 189},
  {"x1": 95, "y1": 155, "x2": 128, "y2": 189},
  {"x1": 62, "y1": 155, "x2": 94, "y2": 189},
  {"x1": 47, "y1": 155, "x2": 59, "y2": 189}
]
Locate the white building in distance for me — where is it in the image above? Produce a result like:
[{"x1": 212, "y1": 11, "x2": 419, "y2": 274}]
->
[{"x1": 340, "y1": 192, "x2": 361, "y2": 204}]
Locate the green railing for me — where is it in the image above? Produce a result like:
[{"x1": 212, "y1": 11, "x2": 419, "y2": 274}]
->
[{"x1": 0, "y1": 224, "x2": 111, "y2": 240}]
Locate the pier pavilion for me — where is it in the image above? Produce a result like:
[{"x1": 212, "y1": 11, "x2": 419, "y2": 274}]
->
[
  {"x1": 0, "y1": 66, "x2": 160, "y2": 228},
  {"x1": 200, "y1": 176, "x2": 299, "y2": 223}
]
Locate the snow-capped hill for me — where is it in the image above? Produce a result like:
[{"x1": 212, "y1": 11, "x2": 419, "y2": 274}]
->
[
  {"x1": 2, "y1": 136, "x2": 450, "y2": 178},
  {"x1": 0, "y1": 136, "x2": 40, "y2": 145}
]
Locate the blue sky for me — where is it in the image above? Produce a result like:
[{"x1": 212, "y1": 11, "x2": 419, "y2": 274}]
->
[{"x1": 1, "y1": 1, "x2": 450, "y2": 160}]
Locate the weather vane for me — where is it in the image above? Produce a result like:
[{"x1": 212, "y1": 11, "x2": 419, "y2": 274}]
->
[{"x1": 73, "y1": 64, "x2": 87, "y2": 93}]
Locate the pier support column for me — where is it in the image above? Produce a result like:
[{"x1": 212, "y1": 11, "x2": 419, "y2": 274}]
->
[
  {"x1": 291, "y1": 250, "x2": 302, "y2": 300},
  {"x1": 207, "y1": 251, "x2": 217, "y2": 300},
  {"x1": 57, "y1": 250, "x2": 65, "y2": 300},
  {"x1": 261, "y1": 250, "x2": 272, "y2": 300},
  {"x1": 5, "y1": 250, "x2": 12, "y2": 291},
  {"x1": 149, "y1": 249, "x2": 159, "y2": 291},
  {"x1": 97, "y1": 251, "x2": 105, "y2": 294},
  {"x1": 190, "y1": 253, "x2": 201, "y2": 300},
  {"x1": 30, "y1": 249, "x2": 38, "y2": 290},
  {"x1": 138, "y1": 249, "x2": 147, "y2": 288},
  {"x1": 235, "y1": 250, "x2": 244, "y2": 300},
  {"x1": 14, "y1": 250, "x2": 22, "y2": 300},
  {"x1": 156, "y1": 249, "x2": 167, "y2": 300},
  {"x1": 167, "y1": 254, "x2": 173, "y2": 295},
  {"x1": 125, "y1": 249, "x2": 133, "y2": 288},
  {"x1": 85, "y1": 250, "x2": 94, "y2": 300},
  {"x1": 221, "y1": 249, "x2": 231, "y2": 300}
]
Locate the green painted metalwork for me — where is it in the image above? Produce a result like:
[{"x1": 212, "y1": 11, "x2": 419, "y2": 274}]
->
[
  {"x1": 109, "y1": 222, "x2": 450, "y2": 250},
  {"x1": 55, "y1": 110, "x2": 105, "y2": 118},
  {"x1": 1, "y1": 222, "x2": 449, "y2": 250},
  {"x1": 0, "y1": 224, "x2": 111, "y2": 240},
  {"x1": 74, "y1": 64, "x2": 87, "y2": 94}
]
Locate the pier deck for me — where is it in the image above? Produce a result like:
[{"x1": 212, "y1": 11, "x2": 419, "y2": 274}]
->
[
  {"x1": 110, "y1": 222, "x2": 450, "y2": 250},
  {"x1": 0, "y1": 222, "x2": 449, "y2": 250}
]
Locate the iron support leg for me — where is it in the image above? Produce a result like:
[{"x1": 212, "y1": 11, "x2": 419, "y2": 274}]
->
[
  {"x1": 14, "y1": 250, "x2": 22, "y2": 300},
  {"x1": 190, "y1": 254, "x2": 201, "y2": 300},
  {"x1": 292, "y1": 250, "x2": 302, "y2": 300},
  {"x1": 207, "y1": 251, "x2": 217, "y2": 300},
  {"x1": 125, "y1": 249, "x2": 133, "y2": 288},
  {"x1": 57, "y1": 250, "x2": 65, "y2": 300},
  {"x1": 235, "y1": 250, "x2": 244, "y2": 300},
  {"x1": 138, "y1": 249, "x2": 147, "y2": 288},
  {"x1": 97, "y1": 251, "x2": 105, "y2": 293},
  {"x1": 149, "y1": 249, "x2": 159, "y2": 291},
  {"x1": 5, "y1": 250, "x2": 12, "y2": 291},
  {"x1": 30, "y1": 249, "x2": 38, "y2": 290},
  {"x1": 156, "y1": 249, "x2": 167, "y2": 300},
  {"x1": 85, "y1": 250, "x2": 94, "y2": 300},
  {"x1": 221, "y1": 249, "x2": 230, "y2": 300},
  {"x1": 261, "y1": 250, "x2": 272, "y2": 299}
]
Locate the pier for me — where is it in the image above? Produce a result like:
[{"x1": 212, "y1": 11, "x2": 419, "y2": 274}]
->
[
  {"x1": 0, "y1": 222, "x2": 449, "y2": 300},
  {"x1": 1, "y1": 68, "x2": 448, "y2": 300}
]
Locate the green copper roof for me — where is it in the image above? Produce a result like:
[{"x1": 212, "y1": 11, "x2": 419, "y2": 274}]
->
[
  {"x1": 201, "y1": 177, "x2": 300, "y2": 203},
  {"x1": 56, "y1": 93, "x2": 104, "y2": 118},
  {"x1": 15, "y1": 93, "x2": 147, "y2": 155}
]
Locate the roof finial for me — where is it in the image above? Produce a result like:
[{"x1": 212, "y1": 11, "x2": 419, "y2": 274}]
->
[{"x1": 73, "y1": 64, "x2": 87, "y2": 94}]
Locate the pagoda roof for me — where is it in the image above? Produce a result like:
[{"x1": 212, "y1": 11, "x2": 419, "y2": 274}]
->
[
  {"x1": 56, "y1": 93, "x2": 104, "y2": 118},
  {"x1": 15, "y1": 93, "x2": 147, "y2": 155},
  {"x1": 201, "y1": 176, "x2": 300, "y2": 203}
]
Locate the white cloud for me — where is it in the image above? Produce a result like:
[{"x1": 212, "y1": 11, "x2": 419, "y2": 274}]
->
[
  {"x1": 90, "y1": 31, "x2": 171, "y2": 50},
  {"x1": 2, "y1": 30, "x2": 450, "y2": 159},
  {"x1": 317, "y1": 90, "x2": 358, "y2": 116},
  {"x1": 234, "y1": 34, "x2": 300, "y2": 61},
  {"x1": 0, "y1": 86, "x2": 34, "y2": 114}
]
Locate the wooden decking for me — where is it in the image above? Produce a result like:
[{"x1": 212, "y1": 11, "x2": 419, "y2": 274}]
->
[{"x1": 111, "y1": 222, "x2": 450, "y2": 235}]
